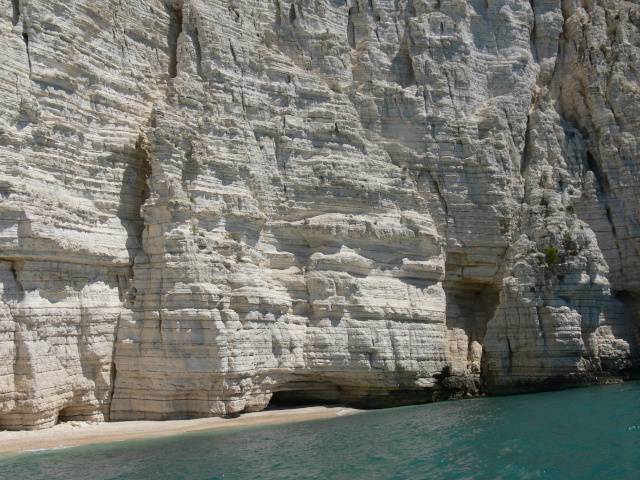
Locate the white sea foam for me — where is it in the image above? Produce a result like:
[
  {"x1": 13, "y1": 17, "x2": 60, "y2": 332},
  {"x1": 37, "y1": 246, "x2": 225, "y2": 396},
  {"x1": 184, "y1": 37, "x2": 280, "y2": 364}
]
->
[{"x1": 18, "y1": 445, "x2": 74, "y2": 454}]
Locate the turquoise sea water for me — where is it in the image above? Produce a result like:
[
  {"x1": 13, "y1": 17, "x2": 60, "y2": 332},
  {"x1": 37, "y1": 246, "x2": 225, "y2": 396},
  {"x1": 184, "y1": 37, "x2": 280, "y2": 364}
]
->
[{"x1": 1, "y1": 381, "x2": 638, "y2": 480}]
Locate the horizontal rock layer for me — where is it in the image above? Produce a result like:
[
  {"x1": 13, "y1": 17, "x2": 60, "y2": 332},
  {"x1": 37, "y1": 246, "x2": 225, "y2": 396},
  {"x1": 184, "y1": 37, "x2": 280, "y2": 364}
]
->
[{"x1": 1, "y1": 0, "x2": 639, "y2": 428}]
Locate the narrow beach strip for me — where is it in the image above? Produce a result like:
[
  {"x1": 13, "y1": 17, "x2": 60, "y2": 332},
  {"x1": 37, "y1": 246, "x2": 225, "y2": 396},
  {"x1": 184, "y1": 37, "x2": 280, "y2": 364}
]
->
[{"x1": 0, "y1": 406, "x2": 361, "y2": 454}]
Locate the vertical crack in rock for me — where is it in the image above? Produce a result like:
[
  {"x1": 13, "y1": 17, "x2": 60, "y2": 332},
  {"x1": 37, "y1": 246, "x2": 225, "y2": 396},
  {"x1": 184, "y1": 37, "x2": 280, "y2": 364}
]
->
[
  {"x1": 605, "y1": 207, "x2": 617, "y2": 237},
  {"x1": 119, "y1": 134, "x2": 151, "y2": 265},
  {"x1": 289, "y1": 3, "x2": 297, "y2": 24},
  {"x1": 426, "y1": 172, "x2": 449, "y2": 220},
  {"x1": 22, "y1": 33, "x2": 30, "y2": 73},
  {"x1": 14, "y1": 0, "x2": 31, "y2": 75},
  {"x1": 107, "y1": 349, "x2": 118, "y2": 420},
  {"x1": 347, "y1": 5, "x2": 357, "y2": 49},
  {"x1": 229, "y1": 40, "x2": 238, "y2": 64},
  {"x1": 193, "y1": 27, "x2": 203, "y2": 77},
  {"x1": 110, "y1": 133, "x2": 152, "y2": 418},
  {"x1": 20, "y1": 23, "x2": 31, "y2": 75},
  {"x1": 167, "y1": 2, "x2": 184, "y2": 78},
  {"x1": 521, "y1": 113, "x2": 533, "y2": 175},
  {"x1": 274, "y1": 0, "x2": 282, "y2": 27},
  {"x1": 9, "y1": 261, "x2": 24, "y2": 297},
  {"x1": 505, "y1": 337, "x2": 513, "y2": 377},
  {"x1": 11, "y1": 0, "x2": 20, "y2": 26},
  {"x1": 529, "y1": 0, "x2": 538, "y2": 63}
]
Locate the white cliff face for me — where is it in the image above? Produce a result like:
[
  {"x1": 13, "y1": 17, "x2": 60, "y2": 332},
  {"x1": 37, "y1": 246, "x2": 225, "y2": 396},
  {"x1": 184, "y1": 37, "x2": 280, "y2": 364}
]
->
[
  {"x1": 0, "y1": 0, "x2": 166, "y2": 428},
  {"x1": 1, "y1": 0, "x2": 639, "y2": 428}
]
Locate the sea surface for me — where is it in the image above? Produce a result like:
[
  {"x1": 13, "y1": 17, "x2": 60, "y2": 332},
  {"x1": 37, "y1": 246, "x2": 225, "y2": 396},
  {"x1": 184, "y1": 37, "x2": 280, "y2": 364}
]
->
[{"x1": 1, "y1": 381, "x2": 638, "y2": 480}]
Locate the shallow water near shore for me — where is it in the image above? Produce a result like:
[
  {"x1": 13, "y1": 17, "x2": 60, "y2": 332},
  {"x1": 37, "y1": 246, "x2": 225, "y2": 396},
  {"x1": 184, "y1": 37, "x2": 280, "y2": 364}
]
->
[{"x1": 1, "y1": 381, "x2": 639, "y2": 480}]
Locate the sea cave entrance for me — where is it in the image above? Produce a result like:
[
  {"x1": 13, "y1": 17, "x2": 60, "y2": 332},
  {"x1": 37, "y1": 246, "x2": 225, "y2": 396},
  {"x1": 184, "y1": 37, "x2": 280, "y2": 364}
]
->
[{"x1": 268, "y1": 380, "x2": 343, "y2": 408}]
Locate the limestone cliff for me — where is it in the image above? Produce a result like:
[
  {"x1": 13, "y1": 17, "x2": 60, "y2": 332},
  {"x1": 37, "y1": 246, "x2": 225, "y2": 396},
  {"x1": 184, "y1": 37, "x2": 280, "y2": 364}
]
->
[{"x1": 1, "y1": 0, "x2": 639, "y2": 429}]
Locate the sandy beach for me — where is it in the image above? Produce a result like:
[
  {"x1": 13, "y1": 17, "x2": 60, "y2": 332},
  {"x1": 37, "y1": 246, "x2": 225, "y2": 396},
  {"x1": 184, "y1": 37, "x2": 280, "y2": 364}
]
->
[{"x1": 0, "y1": 406, "x2": 360, "y2": 455}]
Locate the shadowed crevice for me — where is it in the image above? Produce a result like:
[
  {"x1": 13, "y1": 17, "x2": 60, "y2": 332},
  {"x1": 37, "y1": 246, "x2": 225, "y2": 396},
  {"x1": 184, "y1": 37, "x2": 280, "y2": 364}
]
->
[
  {"x1": 520, "y1": 112, "x2": 533, "y2": 175},
  {"x1": 118, "y1": 135, "x2": 151, "y2": 264},
  {"x1": 11, "y1": 0, "x2": 20, "y2": 25},
  {"x1": 347, "y1": 5, "x2": 356, "y2": 49},
  {"x1": 22, "y1": 31, "x2": 31, "y2": 74},
  {"x1": 289, "y1": 3, "x2": 297, "y2": 23},
  {"x1": 167, "y1": 2, "x2": 183, "y2": 78},
  {"x1": 193, "y1": 27, "x2": 202, "y2": 76},
  {"x1": 274, "y1": 0, "x2": 282, "y2": 27}
]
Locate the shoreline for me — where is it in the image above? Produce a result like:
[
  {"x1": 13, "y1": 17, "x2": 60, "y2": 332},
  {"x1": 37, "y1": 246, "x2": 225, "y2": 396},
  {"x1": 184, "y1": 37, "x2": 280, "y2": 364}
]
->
[
  {"x1": 3, "y1": 378, "x2": 635, "y2": 456},
  {"x1": 0, "y1": 405, "x2": 361, "y2": 455}
]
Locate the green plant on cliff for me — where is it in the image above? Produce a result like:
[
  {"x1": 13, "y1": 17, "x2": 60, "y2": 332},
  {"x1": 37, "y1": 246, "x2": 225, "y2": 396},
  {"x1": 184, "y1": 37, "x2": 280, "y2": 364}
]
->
[{"x1": 544, "y1": 247, "x2": 561, "y2": 265}]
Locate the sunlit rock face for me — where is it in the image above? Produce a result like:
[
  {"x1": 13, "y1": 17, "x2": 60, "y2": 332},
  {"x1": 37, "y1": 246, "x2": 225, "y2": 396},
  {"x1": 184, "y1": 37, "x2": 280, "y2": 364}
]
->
[{"x1": 1, "y1": 0, "x2": 639, "y2": 428}]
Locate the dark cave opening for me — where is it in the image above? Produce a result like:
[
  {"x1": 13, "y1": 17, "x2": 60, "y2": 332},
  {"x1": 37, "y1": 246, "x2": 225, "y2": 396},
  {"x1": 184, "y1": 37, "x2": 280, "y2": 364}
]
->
[
  {"x1": 56, "y1": 407, "x2": 74, "y2": 424},
  {"x1": 268, "y1": 381, "x2": 343, "y2": 408}
]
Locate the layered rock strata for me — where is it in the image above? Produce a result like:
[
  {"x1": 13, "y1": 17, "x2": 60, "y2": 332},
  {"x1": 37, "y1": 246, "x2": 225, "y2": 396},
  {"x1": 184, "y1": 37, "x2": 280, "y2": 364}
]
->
[{"x1": 1, "y1": 0, "x2": 639, "y2": 428}]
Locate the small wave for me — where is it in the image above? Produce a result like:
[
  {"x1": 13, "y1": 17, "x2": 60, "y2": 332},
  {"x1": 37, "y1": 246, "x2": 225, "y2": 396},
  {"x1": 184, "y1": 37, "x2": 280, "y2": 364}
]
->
[
  {"x1": 336, "y1": 409, "x2": 353, "y2": 416},
  {"x1": 18, "y1": 445, "x2": 74, "y2": 454}
]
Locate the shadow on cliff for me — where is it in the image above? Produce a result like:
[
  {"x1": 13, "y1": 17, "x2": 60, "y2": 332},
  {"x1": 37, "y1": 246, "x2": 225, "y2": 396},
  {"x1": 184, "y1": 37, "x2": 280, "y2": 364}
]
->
[
  {"x1": 444, "y1": 281, "x2": 501, "y2": 354},
  {"x1": 117, "y1": 135, "x2": 151, "y2": 264}
]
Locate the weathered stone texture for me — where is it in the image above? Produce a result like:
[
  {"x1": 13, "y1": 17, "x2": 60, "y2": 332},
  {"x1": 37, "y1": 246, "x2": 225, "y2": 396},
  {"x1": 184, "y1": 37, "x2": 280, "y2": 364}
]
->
[{"x1": 1, "y1": 0, "x2": 639, "y2": 428}]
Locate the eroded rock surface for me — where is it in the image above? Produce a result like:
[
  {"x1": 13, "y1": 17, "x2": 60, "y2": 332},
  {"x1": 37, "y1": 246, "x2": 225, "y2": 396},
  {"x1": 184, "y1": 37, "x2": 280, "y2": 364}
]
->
[{"x1": 1, "y1": 0, "x2": 639, "y2": 428}]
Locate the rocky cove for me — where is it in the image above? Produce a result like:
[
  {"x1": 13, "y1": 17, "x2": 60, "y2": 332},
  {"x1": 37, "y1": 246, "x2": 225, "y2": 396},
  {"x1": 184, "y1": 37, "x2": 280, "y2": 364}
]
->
[{"x1": 1, "y1": 0, "x2": 639, "y2": 430}]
